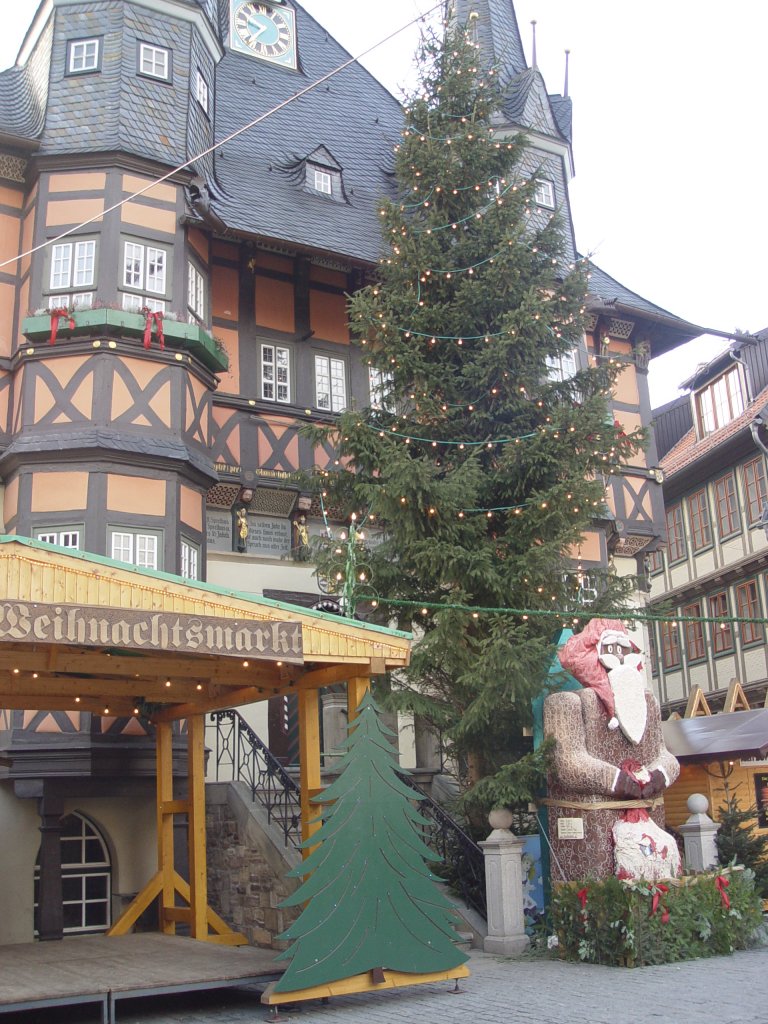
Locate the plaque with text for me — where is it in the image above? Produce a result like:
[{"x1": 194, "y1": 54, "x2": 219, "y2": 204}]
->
[
  {"x1": 206, "y1": 511, "x2": 292, "y2": 557},
  {"x1": 556, "y1": 817, "x2": 585, "y2": 840}
]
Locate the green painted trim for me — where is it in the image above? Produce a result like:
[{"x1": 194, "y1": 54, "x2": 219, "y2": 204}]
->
[
  {"x1": 0, "y1": 535, "x2": 412, "y2": 640},
  {"x1": 21, "y1": 310, "x2": 228, "y2": 373}
]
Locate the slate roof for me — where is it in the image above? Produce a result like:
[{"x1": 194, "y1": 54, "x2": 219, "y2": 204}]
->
[
  {"x1": 660, "y1": 383, "x2": 768, "y2": 479},
  {"x1": 455, "y1": 0, "x2": 527, "y2": 75},
  {"x1": 0, "y1": 16, "x2": 51, "y2": 143},
  {"x1": 208, "y1": 4, "x2": 402, "y2": 263}
]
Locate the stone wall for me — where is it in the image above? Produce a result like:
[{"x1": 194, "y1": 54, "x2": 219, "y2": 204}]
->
[{"x1": 206, "y1": 781, "x2": 301, "y2": 949}]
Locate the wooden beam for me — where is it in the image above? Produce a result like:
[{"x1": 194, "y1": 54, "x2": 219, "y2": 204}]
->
[
  {"x1": 298, "y1": 688, "x2": 321, "y2": 854},
  {"x1": 0, "y1": 694, "x2": 138, "y2": 715},
  {"x1": 684, "y1": 686, "x2": 712, "y2": 718},
  {"x1": 106, "y1": 871, "x2": 162, "y2": 937},
  {"x1": 262, "y1": 964, "x2": 470, "y2": 1006},
  {"x1": 156, "y1": 722, "x2": 176, "y2": 935},
  {"x1": 187, "y1": 714, "x2": 208, "y2": 939},
  {"x1": 150, "y1": 684, "x2": 271, "y2": 723},
  {"x1": 723, "y1": 678, "x2": 751, "y2": 714},
  {"x1": 347, "y1": 676, "x2": 370, "y2": 721},
  {"x1": 296, "y1": 663, "x2": 370, "y2": 690}
]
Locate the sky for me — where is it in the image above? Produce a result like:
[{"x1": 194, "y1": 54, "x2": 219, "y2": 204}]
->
[{"x1": 3, "y1": 1, "x2": 767, "y2": 408}]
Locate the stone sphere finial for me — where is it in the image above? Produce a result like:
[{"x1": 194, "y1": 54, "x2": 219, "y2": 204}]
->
[
  {"x1": 687, "y1": 793, "x2": 709, "y2": 815},
  {"x1": 488, "y1": 808, "x2": 514, "y2": 831}
]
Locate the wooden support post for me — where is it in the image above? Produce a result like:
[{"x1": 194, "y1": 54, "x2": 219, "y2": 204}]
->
[
  {"x1": 156, "y1": 721, "x2": 176, "y2": 934},
  {"x1": 298, "y1": 688, "x2": 321, "y2": 854},
  {"x1": 347, "y1": 676, "x2": 370, "y2": 722},
  {"x1": 187, "y1": 714, "x2": 208, "y2": 939}
]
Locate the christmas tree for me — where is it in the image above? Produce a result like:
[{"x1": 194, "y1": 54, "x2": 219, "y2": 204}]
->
[
  {"x1": 272, "y1": 690, "x2": 468, "y2": 993},
  {"x1": 309, "y1": 18, "x2": 642, "y2": 811}
]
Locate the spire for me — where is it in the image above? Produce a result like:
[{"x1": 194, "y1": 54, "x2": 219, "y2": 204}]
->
[
  {"x1": 563, "y1": 49, "x2": 570, "y2": 97},
  {"x1": 452, "y1": 0, "x2": 528, "y2": 75},
  {"x1": 531, "y1": 19, "x2": 537, "y2": 68}
]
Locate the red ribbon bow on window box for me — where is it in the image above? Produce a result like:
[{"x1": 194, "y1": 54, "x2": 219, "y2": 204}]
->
[
  {"x1": 142, "y1": 308, "x2": 164, "y2": 350},
  {"x1": 49, "y1": 307, "x2": 75, "y2": 345},
  {"x1": 576, "y1": 887, "x2": 588, "y2": 911}
]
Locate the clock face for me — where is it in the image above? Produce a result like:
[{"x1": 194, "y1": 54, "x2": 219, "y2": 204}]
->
[{"x1": 231, "y1": 2, "x2": 297, "y2": 68}]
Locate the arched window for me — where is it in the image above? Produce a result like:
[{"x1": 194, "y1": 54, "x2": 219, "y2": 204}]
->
[{"x1": 34, "y1": 812, "x2": 112, "y2": 935}]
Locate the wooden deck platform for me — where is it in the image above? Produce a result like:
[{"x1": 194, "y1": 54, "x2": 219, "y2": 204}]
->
[{"x1": 0, "y1": 933, "x2": 283, "y2": 1023}]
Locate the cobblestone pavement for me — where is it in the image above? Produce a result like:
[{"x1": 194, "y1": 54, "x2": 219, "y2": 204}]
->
[{"x1": 17, "y1": 946, "x2": 766, "y2": 1024}]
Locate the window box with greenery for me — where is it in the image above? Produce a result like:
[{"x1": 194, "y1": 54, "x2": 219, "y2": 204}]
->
[{"x1": 21, "y1": 308, "x2": 228, "y2": 373}]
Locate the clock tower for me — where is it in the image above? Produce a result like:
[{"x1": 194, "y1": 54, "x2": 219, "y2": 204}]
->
[{"x1": 230, "y1": 0, "x2": 298, "y2": 69}]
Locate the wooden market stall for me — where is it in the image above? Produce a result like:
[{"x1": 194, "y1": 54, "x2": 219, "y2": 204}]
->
[{"x1": 0, "y1": 536, "x2": 412, "y2": 946}]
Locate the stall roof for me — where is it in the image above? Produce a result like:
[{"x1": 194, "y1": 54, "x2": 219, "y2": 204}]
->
[
  {"x1": 0, "y1": 536, "x2": 411, "y2": 723},
  {"x1": 662, "y1": 709, "x2": 768, "y2": 763}
]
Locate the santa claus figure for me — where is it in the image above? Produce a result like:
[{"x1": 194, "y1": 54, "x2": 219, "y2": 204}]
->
[{"x1": 543, "y1": 619, "x2": 681, "y2": 882}]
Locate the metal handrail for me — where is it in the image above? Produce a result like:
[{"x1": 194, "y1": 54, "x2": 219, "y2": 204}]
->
[
  {"x1": 208, "y1": 709, "x2": 486, "y2": 918},
  {"x1": 209, "y1": 709, "x2": 301, "y2": 848}
]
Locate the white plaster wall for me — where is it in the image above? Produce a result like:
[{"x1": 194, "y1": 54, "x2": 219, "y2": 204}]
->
[
  {"x1": 0, "y1": 783, "x2": 41, "y2": 944},
  {"x1": 743, "y1": 646, "x2": 767, "y2": 683},
  {"x1": 206, "y1": 552, "x2": 321, "y2": 599}
]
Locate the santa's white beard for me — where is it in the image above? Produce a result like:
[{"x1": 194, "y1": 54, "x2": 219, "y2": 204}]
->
[{"x1": 608, "y1": 663, "x2": 647, "y2": 745}]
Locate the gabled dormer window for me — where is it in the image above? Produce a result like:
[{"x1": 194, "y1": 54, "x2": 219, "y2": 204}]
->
[
  {"x1": 695, "y1": 365, "x2": 744, "y2": 437},
  {"x1": 306, "y1": 163, "x2": 342, "y2": 200}
]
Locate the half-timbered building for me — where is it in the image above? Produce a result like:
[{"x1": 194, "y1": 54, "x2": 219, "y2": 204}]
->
[{"x1": 0, "y1": 0, "x2": 704, "y2": 946}]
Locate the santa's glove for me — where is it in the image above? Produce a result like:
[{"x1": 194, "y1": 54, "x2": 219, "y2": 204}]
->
[
  {"x1": 642, "y1": 769, "x2": 667, "y2": 797},
  {"x1": 613, "y1": 770, "x2": 642, "y2": 800}
]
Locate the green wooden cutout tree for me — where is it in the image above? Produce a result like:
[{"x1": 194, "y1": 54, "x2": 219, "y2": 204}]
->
[{"x1": 273, "y1": 690, "x2": 469, "y2": 993}]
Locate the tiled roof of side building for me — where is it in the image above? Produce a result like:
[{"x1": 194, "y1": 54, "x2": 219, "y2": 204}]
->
[
  {"x1": 208, "y1": 5, "x2": 403, "y2": 264},
  {"x1": 660, "y1": 383, "x2": 768, "y2": 479}
]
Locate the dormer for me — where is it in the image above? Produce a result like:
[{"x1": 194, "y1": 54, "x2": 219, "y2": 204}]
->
[
  {"x1": 304, "y1": 146, "x2": 346, "y2": 202},
  {"x1": 680, "y1": 343, "x2": 754, "y2": 441}
]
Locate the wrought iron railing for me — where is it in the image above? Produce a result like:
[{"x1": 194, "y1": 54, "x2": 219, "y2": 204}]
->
[
  {"x1": 209, "y1": 709, "x2": 301, "y2": 848},
  {"x1": 208, "y1": 709, "x2": 486, "y2": 918}
]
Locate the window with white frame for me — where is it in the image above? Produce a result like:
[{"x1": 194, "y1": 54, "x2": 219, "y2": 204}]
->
[
  {"x1": 314, "y1": 169, "x2": 332, "y2": 194},
  {"x1": 315, "y1": 354, "x2": 347, "y2": 412},
  {"x1": 545, "y1": 347, "x2": 578, "y2": 382},
  {"x1": 68, "y1": 38, "x2": 100, "y2": 74},
  {"x1": 110, "y1": 529, "x2": 160, "y2": 570},
  {"x1": 195, "y1": 70, "x2": 210, "y2": 113},
  {"x1": 534, "y1": 179, "x2": 555, "y2": 209},
  {"x1": 187, "y1": 260, "x2": 206, "y2": 324},
  {"x1": 36, "y1": 529, "x2": 81, "y2": 549},
  {"x1": 368, "y1": 366, "x2": 394, "y2": 411},
  {"x1": 261, "y1": 344, "x2": 290, "y2": 403},
  {"x1": 180, "y1": 538, "x2": 200, "y2": 580},
  {"x1": 695, "y1": 366, "x2": 745, "y2": 437},
  {"x1": 139, "y1": 43, "x2": 170, "y2": 81},
  {"x1": 306, "y1": 164, "x2": 341, "y2": 199},
  {"x1": 121, "y1": 240, "x2": 169, "y2": 313},
  {"x1": 48, "y1": 238, "x2": 97, "y2": 308},
  {"x1": 34, "y1": 813, "x2": 111, "y2": 936}
]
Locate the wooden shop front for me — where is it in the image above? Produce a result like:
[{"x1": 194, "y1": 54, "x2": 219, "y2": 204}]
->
[{"x1": 0, "y1": 536, "x2": 411, "y2": 946}]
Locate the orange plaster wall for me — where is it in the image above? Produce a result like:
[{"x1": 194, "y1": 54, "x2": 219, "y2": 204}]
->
[
  {"x1": 0, "y1": 211, "x2": 21, "y2": 265},
  {"x1": 214, "y1": 326, "x2": 239, "y2": 393},
  {"x1": 188, "y1": 227, "x2": 209, "y2": 263},
  {"x1": 3, "y1": 475, "x2": 18, "y2": 524},
  {"x1": 34, "y1": 356, "x2": 94, "y2": 423},
  {"x1": 48, "y1": 172, "x2": 106, "y2": 193},
  {"x1": 0, "y1": 184, "x2": 23, "y2": 209},
  {"x1": 309, "y1": 289, "x2": 349, "y2": 343},
  {"x1": 122, "y1": 174, "x2": 176, "y2": 204},
  {"x1": 180, "y1": 485, "x2": 202, "y2": 530},
  {"x1": 121, "y1": 202, "x2": 175, "y2": 235},
  {"x1": 254, "y1": 275, "x2": 294, "y2": 333},
  {"x1": 213, "y1": 240, "x2": 239, "y2": 261},
  {"x1": 107, "y1": 474, "x2": 166, "y2": 515},
  {"x1": 31, "y1": 471, "x2": 89, "y2": 512},
  {"x1": 46, "y1": 198, "x2": 104, "y2": 227},
  {"x1": 614, "y1": 410, "x2": 643, "y2": 436},
  {"x1": 253, "y1": 251, "x2": 292, "y2": 274},
  {"x1": 0, "y1": 282, "x2": 16, "y2": 358},
  {"x1": 614, "y1": 367, "x2": 640, "y2": 406},
  {"x1": 212, "y1": 265, "x2": 238, "y2": 321},
  {"x1": 309, "y1": 265, "x2": 346, "y2": 288},
  {"x1": 569, "y1": 529, "x2": 602, "y2": 563}
]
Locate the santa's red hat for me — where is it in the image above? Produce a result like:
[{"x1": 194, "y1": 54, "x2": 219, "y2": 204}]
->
[{"x1": 558, "y1": 618, "x2": 629, "y2": 721}]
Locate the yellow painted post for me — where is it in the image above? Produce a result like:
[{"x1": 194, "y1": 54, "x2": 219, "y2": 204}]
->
[
  {"x1": 156, "y1": 721, "x2": 176, "y2": 934},
  {"x1": 187, "y1": 714, "x2": 208, "y2": 939},
  {"x1": 298, "y1": 688, "x2": 321, "y2": 854},
  {"x1": 347, "y1": 676, "x2": 370, "y2": 722}
]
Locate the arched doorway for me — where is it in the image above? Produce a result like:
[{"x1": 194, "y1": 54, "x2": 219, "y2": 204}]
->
[{"x1": 35, "y1": 812, "x2": 112, "y2": 936}]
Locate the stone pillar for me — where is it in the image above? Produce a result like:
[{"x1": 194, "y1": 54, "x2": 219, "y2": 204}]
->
[
  {"x1": 678, "y1": 793, "x2": 720, "y2": 871},
  {"x1": 479, "y1": 809, "x2": 530, "y2": 955},
  {"x1": 37, "y1": 792, "x2": 65, "y2": 941},
  {"x1": 321, "y1": 691, "x2": 348, "y2": 767},
  {"x1": 414, "y1": 715, "x2": 441, "y2": 771}
]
